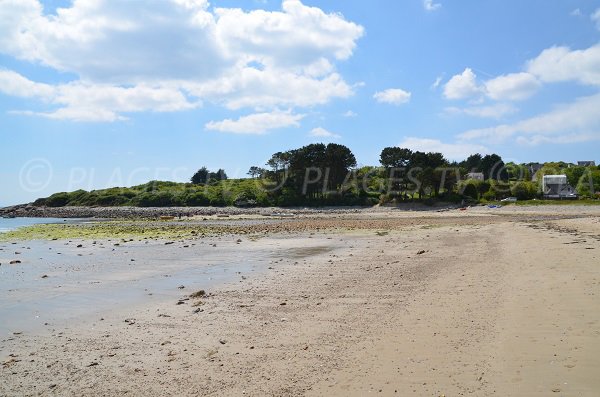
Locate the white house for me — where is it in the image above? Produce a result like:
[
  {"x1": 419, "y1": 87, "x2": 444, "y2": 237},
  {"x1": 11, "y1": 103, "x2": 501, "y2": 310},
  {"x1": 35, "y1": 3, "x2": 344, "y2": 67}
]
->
[{"x1": 542, "y1": 175, "x2": 577, "y2": 199}]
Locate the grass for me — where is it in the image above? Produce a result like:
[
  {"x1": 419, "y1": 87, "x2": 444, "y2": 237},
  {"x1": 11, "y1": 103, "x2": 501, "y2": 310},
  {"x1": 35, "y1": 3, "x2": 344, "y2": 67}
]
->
[{"x1": 513, "y1": 199, "x2": 600, "y2": 206}]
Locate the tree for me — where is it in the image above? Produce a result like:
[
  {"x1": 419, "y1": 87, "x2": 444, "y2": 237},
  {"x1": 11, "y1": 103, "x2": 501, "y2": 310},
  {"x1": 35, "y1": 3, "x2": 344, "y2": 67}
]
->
[
  {"x1": 380, "y1": 147, "x2": 413, "y2": 197},
  {"x1": 576, "y1": 169, "x2": 600, "y2": 198},
  {"x1": 324, "y1": 143, "x2": 356, "y2": 191},
  {"x1": 191, "y1": 167, "x2": 209, "y2": 184},
  {"x1": 461, "y1": 153, "x2": 483, "y2": 173},
  {"x1": 481, "y1": 154, "x2": 508, "y2": 181},
  {"x1": 266, "y1": 151, "x2": 291, "y2": 184},
  {"x1": 511, "y1": 181, "x2": 537, "y2": 200},
  {"x1": 247, "y1": 166, "x2": 265, "y2": 179},
  {"x1": 209, "y1": 169, "x2": 228, "y2": 182},
  {"x1": 565, "y1": 166, "x2": 586, "y2": 188},
  {"x1": 380, "y1": 147, "x2": 413, "y2": 169}
]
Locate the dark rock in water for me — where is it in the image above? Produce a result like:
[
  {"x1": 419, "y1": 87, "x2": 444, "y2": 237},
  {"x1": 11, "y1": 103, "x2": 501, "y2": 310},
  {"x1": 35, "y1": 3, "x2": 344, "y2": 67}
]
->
[
  {"x1": 416, "y1": 250, "x2": 426, "y2": 255},
  {"x1": 189, "y1": 290, "x2": 206, "y2": 298},
  {"x1": 10, "y1": 260, "x2": 21, "y2": 264},
  {"x1": 41, "y1": 275, "x2": 48, "y2": 279},
  {"x1": 77, "y1": 244, "x2": 83, "y2": 248},
  {"x1": 178, "y1": 285, "x2": 185, "y2": 289}
]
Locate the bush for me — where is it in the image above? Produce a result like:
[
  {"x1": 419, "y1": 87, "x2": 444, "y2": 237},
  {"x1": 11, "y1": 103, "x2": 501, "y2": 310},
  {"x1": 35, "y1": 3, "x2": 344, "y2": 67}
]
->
[
  {"x1": 510, "y1": 181, "x2": 538, "y2": 200},
  {"x1": 482, "y1": 189, "x2": 497, "y2": 201},
  {"x1": 462, "y1": 184, "x2": 478, "y2": 200},
  {"x1": 45, "y1": 192, "x2": 70, "y2": 207},
  {"x1": 185, "y1": 192, "x2": 210, "y2": 206}
]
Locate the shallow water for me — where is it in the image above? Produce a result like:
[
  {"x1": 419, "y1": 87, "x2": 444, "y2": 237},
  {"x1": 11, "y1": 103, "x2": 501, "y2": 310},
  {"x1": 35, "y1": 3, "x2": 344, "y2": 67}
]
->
[
  {"x1": 0, "y1": 235, "x2": 338, "y2": 339},
  {"x1": 0, "y1": 217, "x2": 88, "y2": 233}
]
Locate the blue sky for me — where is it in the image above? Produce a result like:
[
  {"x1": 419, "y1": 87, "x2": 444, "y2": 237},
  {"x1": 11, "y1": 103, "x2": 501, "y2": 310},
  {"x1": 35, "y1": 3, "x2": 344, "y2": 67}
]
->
[{"x1": 1, "y1": 0, "x2": 600, "y2": 206}]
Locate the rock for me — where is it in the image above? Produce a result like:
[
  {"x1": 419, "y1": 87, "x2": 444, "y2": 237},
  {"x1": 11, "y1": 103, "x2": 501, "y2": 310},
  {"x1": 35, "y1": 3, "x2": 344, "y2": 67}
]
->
[
  {"x1": 416, "y1": 250, "x2": 426, "y2": 255},
  {"x1": 76, "y1": 244, "x2": 83, "y2": 248},
  {"x1": 10, "y1": 260, "x2": 21, "y2": 264},
  {"x1": 178, "y1": 285, "x2": 185, "y2": 289},
  {"x1": 41, "y1": 275, "x2": 48, "y2": 279},
  {"x1": 124, "y1": 318, "x2": 136, "y2": 325},
  {"x1": 219, "y1": 339, "x2": 227, "y2": 345},
  {"x1": 189, "y1": 290, "x2": 206, "y2": 298},
  {"x1": 280, "y1": 302, "x2": 287, "y2": 306}
]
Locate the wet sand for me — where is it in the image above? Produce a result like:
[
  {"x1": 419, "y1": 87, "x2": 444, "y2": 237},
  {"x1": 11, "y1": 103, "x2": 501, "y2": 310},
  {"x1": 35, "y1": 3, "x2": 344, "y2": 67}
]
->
[{"x1": 1, "y1": 206, "x2": 599, "y2": 396}]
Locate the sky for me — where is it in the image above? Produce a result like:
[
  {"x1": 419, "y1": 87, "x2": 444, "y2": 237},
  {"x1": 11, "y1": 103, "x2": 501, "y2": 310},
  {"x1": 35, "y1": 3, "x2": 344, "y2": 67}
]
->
[{"x1": 1, "y1": 0, "x2": 600, "y2": 206}]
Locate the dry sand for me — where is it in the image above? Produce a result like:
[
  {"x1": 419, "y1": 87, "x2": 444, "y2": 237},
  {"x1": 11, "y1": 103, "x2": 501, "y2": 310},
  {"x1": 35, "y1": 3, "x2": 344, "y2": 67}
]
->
[{"x1": 1, "y1": 206, "x2": 599, "y2": 396}]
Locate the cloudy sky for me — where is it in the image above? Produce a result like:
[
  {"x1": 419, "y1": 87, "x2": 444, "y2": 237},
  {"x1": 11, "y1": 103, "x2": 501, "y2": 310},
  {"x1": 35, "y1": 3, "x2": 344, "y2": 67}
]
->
[{"x1": 1, "y1": 0, "x2": 600, "y2": 205}]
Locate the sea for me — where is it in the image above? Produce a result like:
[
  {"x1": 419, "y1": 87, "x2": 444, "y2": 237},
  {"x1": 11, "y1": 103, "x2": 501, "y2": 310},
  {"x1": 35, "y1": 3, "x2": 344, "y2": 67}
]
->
[{"x1": 0, "y1": 217, "x2": 72, "y2": 233}]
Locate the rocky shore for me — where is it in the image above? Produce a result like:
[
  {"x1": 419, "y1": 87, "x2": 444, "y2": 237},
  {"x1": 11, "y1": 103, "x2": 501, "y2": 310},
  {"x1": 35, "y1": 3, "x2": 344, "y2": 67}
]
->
[
  {"x1": 0, "y1": 203, "x2": 459, "y2": 219},
  {"x1": 0, "y1": 204, "x2": 312, "y2": 219}
]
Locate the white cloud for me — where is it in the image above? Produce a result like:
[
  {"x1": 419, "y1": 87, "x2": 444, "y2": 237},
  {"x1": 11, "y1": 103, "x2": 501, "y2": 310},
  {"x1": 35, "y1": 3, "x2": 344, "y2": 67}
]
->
[
  {"x1": 373, "y1": 88, "x2": 411, "y2": 105},
  {"x1": 215, "y1": 0, "x2": 363, "y2": 65},
  {"x1": 0, "y1": 69, "x2": 198, "y2": 121},
  {"x1": 516, "y1": 133, "x2": 598, "y2": 146},
  {"x1": 188, "y1": 67, "x2": 353, "y2": 110},
  {"x1": 423, "y1": 0, "x2": 441, "y2": 12},
  {"x1": 0, "y1": 69, "x2": 54, "y2": 98},
  {"x1": 484, "y1": 72, "x2": 540, "y2": 101},
  {"x1": 205, "y1": 110, "x2": 304, "y2": 134},
  {"x1": 399, "y1": 137, "x2": 488, "y2": 161},
  {"x1": 431, "y1": 75, "x2": 443, "y2": 90},
  {"x1": 444, "y1": 103, "x2": 517, "y2": 119},
  {"x1": 443, "y1": 68, "x2": 483, "y2": 100},
  {"x1": 343, "y1": 110, "x2": 357, "y2": 117},
  {"x1": 571, "y1": 8, "x2": 582, "y2": 17},
  {"x1": 526, "y1": 44, "x2": 600, "y2": 86},
  {"x1": 592, "y1": 8, "x2": 600, "y2": 30},
  {"x1": 458, "y1": 93, "x2": 600, "y2": 144},
  {"x1": 0, "y1": 0, "x2": 363, "y2": 121},
  {"x1": 309, "y1": 127, "x2": 340, "y2": 139}
]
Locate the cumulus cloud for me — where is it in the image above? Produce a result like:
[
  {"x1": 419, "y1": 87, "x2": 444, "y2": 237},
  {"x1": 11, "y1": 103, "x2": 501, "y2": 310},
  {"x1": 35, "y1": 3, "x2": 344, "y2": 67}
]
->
[
  {"x1": 526, "y1": 44, "x2": 600, "y2": 86},
  {"x1": 398, "y1": 137, "x2": 488, "y2": 161},
  {"x1": 373, "y1": 88, "x2": 411, "y2": 105},
  {"x1": 204, "y1": 110, "x2": 304, "y2": 134},
  {"x1": 484, "y1": 72, "x2": 540, "y2": 101},
  {"x1": 0, "y1": 69, "x2": 198, "y2": 121},
  {"x1": 309, "y1": 127, "x2": 340, "y2": 139},
  {"x1": 342, "y1": 110, "x2": 357, "y2": 117},
  {"x1": 458, "y1": 93, "x2": 600, "y2": 145},
  {"x1": 423, "y1": 0, "x2": 441, "y2": 12},
  {"x1": 443, "y1": 68, "x2": 483, "y2": 100},
  {"x1": 0, "y1": 0, "x2": 363, "y2": 121}
]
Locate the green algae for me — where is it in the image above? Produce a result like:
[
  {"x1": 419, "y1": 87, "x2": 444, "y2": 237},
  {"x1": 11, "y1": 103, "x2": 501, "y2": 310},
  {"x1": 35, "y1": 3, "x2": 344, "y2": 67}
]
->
[{"x1": 0, "y1": 221, "x2": 236, "y2": 241}]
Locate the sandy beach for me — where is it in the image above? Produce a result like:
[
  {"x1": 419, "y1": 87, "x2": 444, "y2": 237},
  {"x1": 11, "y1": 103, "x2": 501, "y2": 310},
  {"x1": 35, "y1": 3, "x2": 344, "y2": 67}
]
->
[{"x1": 1, "y1": 205, "x2": 599, "y2": 396}]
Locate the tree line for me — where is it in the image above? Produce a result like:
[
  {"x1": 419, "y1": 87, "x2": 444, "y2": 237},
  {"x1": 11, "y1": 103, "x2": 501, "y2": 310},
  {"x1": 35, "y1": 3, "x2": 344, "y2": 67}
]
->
[{"x1": 35, "y1": 144, "x2": 599, "y2": 208}]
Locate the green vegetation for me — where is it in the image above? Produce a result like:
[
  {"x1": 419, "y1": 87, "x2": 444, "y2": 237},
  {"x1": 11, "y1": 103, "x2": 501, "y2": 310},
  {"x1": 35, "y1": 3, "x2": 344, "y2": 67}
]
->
[{"x1": 30, "y1": 144, "x2": 599, "y2": 208}]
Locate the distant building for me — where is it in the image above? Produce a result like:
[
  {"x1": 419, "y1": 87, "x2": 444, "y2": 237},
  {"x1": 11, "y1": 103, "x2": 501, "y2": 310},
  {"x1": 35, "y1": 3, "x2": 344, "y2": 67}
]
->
[
  {"x1": 527, "y1": 163, "x2": 543, "y2": 181},
  {"x1": 542, "y1": 175, "x2": 577, "y2": 199},
  {"x1": 466, "y1": 172, "x2": 484, "y2": 181},
  {"x1": 578, "y1": 161, "x2": 596, "y2": 167}
]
